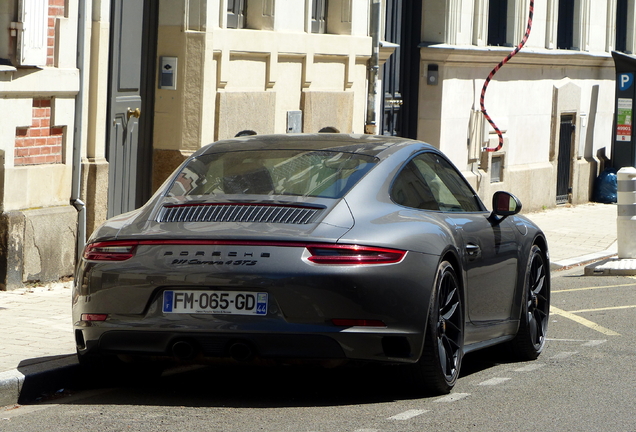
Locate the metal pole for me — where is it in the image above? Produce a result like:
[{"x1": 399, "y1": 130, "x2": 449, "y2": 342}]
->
[
  {"x1": 617, "y1": 166, "x2": 636, "y2": 259},
  {"x1": 365, "y1": 0, "x2": 381, "y2": 135},
  {"x1": 71, "y1": 0, "x2": 88, "y2": 261}
]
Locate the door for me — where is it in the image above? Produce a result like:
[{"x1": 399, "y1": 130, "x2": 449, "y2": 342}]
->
[
  {"x1": 392, "y1": 153, "x2": 519, "y2": 322},
  {"x1": 451, "y1": 215, "x2": 519, "y2": 323},
  {"x1": 107, "y1": 0, "x2": 157, "y2": 218},
  {"x1": 556, "y1": 115, "x2": 575, "y2": 205},
  {"x1": 381, "y1": 0, "x2": 421, "y2": 138}
]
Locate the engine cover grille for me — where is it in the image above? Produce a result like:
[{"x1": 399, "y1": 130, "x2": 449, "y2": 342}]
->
[{"x1": 157, "y1": 204, "x2": 321, "y2": 224}]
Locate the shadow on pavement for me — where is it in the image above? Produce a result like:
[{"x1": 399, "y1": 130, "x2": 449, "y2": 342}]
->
[
  {"x1": 16, "y1": 355, "x2": 79, "y2": 405},
  {"x1": 23, "y1": 347, "x2": 533, "y2": 408}
]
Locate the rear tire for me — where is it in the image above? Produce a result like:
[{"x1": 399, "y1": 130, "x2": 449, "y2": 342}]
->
[
  {"x1": 408, "y1": 260, "x2": 464, "y2": 395},
  {"x1": 508, "y1": 244, "x2": 550, "y2": 360}
]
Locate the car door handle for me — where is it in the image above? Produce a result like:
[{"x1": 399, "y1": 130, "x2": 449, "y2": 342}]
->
[{"x1": 466, "y1": 243, "x2": 481, "y2": 260}]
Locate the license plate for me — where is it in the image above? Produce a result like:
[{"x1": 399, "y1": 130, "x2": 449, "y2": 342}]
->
[{"x1": 162, "y1": 290, "x2": 268, "y2": 315}]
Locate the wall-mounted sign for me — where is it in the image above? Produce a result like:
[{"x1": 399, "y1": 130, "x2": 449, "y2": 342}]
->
[{"x1": 159, "y1": 57, "x2": 178, "y2": 90}]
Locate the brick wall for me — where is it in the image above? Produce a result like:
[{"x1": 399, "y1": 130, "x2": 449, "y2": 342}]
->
[
  {"x1": 47, "y1": 0, "x2": 67, "y2": 67},
  {"x1": 14, "y1": 99, "x2": 64, "y2": 166}
]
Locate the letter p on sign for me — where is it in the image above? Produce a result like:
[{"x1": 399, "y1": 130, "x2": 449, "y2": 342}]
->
[{"x1": 620, "y1": 73, "x2": 634, "y2": 91}]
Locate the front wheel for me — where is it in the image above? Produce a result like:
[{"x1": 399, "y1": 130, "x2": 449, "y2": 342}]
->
[
  {"x1": 408, "y1": 260, "x2": 464, "y2": 395},
  {"x1": 508, "y1": 244, "x2": 550, "y2": 359}
]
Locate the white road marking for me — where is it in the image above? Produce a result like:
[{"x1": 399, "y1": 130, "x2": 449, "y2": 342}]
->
[
  {"x1": 551, "y1": 351, "x2": 578, "y2": 360},
  {"x1": 552, "y1": 282, "x2": 635, "y2": 293},
  {"x1": 514, "y1": 363, "x2": 545, "y2": 372},
  {"x1": 550, "y1": 306, "x2": 621, "y2": 336},
  {"x1": 387, "y1": 409, "x2": 428, "y2": 421},
  {"x1": 569, "y1": 305, "x2": 636, "y2": 313},
  {"x1": 478, "y1": 377, "x2": 511, "y2": 386},
  {"x1": 434, "y1": 393, "x2": 470, "y2": 403},
  {"x1": 582, "y1": 340, "x2": 607, "y2": 347}
]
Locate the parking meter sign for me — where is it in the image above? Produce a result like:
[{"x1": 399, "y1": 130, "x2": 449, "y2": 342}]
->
[{"x1": 617, "y1": 98, "x2": 633, "y2": 142}]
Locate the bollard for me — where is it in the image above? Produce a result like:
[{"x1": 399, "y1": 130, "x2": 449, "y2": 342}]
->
[{"x1": 617, "y1": 167, "x2": 636, "y2": 259}]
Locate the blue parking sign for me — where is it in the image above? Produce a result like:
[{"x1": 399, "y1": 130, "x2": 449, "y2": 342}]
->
[{"x1": 619, "y1": 73, "x2": 634, "y2": 91}]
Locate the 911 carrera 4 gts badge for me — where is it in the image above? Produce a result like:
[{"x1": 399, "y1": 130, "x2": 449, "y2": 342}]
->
[{"x1": 170, "y1": 258, "x2": 258, "y2": 266}]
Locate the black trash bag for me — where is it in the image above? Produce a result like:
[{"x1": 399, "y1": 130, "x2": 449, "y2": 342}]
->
[{"x1": 592, "y1": 167, "x2": 618, "y2": 204}]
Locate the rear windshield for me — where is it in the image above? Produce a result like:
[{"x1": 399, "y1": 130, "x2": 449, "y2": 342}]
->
[{"x1": 167, "y1": 150, "x2": 377, "y2": 199}]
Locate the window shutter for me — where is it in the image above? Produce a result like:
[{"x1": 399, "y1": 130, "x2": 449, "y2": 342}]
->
[
  {"x1": 227, "y1": 0, "x2": 246, "y2": 29},
  {"x1": 17, "y1": 0, "x2": 49, "y2": 66},
  {"x1": 311, "y1": 0, "x2": 326, "y2": 34}
]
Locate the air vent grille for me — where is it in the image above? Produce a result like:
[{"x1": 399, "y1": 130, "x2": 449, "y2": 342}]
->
[{"x1": 158, "y1": 204, "x2": 321, "y2": 224}]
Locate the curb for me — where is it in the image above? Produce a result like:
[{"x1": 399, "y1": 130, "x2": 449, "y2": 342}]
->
[
  {"x1": 550, "y1": 242, "x2": 618, "y2": 271},
  {"x1": 584, "y1": 257, "x2": 636, "y2": 276},
  {"x1": 0, "y1": 355, "x2": 79, "y2": 407}
]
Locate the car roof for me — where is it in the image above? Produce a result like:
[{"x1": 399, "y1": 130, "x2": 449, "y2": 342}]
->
[{"x1": 196, "y1": 133, "x2": 436, "y2": 159}]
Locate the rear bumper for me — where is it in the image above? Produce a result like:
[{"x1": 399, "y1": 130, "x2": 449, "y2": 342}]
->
[{"x1": 75, "y1": 327, "x2": 422, "y2": 364}]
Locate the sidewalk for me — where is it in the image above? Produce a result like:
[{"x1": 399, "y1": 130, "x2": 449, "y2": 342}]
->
[
  {"x1": 0, "y1": 202, "x2": 620, "y2": 407},
  {"x1": 524, "y1": 202, "x2": 618, "y2": 268}
]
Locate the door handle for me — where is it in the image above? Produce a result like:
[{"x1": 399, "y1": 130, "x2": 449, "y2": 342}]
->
[
  {"x1": 466, "y1": 243, "x2": 481, "y2": 260},
  {"x1": 127, "y1": 107, "x2": 141, "y2": 120}
]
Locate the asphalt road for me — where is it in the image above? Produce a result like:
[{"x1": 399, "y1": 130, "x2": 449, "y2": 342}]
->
[{"x1": 2, "y1": 267, "x2": 635, "y2": 432}]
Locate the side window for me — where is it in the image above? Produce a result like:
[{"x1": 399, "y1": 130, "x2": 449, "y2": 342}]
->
[
  {"x1": 391, "y1": 162, "x2": 439, "y2": 211},
  {"x1": 391, "y1": 153, "x2": 482, "y2": 212},
  {"x1": 411, "y1": 153, "x2": 482, "y2": 212}
]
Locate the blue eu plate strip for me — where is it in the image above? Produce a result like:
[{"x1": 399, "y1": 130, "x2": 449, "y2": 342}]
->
[{"x1": 163, "y1": 291, "x2": 174, "y2": 313}]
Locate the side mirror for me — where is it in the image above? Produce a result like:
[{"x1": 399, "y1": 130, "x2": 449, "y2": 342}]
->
[{"x1": 490, "y1": 191, "x2": 522, "y2": 220}]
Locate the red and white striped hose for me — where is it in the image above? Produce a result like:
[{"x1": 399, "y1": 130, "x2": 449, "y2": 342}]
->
[{"x1": 480, "y1": 0, "x2": 535, "y2": 152}]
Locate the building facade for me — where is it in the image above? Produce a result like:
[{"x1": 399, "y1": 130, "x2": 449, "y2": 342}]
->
[
  {"x1": 0, "y1": 0, "x2": 81, "y2": 290},
  {"x1": 415, "y1": 0, "x2": 622, "y2": 210},
  {"x1": 0, "y1": 0, "x2": 378, "y2": 290},
  {"x1": 0, "y1": 0, "x2": 630, "y2": 290}
]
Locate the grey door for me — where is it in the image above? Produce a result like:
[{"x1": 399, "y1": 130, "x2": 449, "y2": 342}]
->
[
  {"x1": 107, "y1": 0, "x2": 157, "y2": 218},
  {"x1": 556, "y1": 115, "x2": 574, "y2": 204},
  {"x1": 450, "y1": 215, "x2": 519, "y2": 323},
  {"x1": 381, "y1": 0, "x2": 421, "y2": 138}
]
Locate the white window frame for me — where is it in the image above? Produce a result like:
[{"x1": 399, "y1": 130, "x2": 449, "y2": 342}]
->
[
  {"x1": 16, "y1": 0, "x2": 49, "y2": 67},
  {"x1": 445, "y1": 0, "x2": 461, "y2": 45}
]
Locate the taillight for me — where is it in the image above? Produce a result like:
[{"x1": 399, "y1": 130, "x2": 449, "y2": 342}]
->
[
  {"x1": 83, "y1": 241, "x2": 138, "y2": 261},
  {"x1": 306, "y1": 244, "x2": 405, "y2": 265}
]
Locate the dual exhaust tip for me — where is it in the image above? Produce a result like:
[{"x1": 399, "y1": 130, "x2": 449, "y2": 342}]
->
[{"x1": 170, "y1": 340, "x2": 254, "y2": 362}]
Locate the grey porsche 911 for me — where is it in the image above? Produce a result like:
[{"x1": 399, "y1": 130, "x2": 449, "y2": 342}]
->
[{"x1": 73, "y1": 133, "x2": 550, "y2": 394}]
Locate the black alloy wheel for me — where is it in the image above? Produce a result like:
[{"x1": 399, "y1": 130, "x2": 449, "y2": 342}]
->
[
  {"x1": 509, "y1": 244, "x2": 550, "y2": 359},
  {"x1": 409, "y1": 260, "x2": 464, "y2": 395}
]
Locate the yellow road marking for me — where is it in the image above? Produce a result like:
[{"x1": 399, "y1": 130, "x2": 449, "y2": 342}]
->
[
  {"x1": 568, "y1": 305, "x2": 636, "y2": 314},
  {"x1": 550, "y1": 305, "x2": 620, "y2": 336},
  {"x1": 553, "y1": 282, "x2": 636, "y2": 293}
]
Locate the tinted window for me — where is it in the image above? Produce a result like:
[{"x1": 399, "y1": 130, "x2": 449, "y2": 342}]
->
[
  {"x1": 391, "y1": 153, "x2": 482, "y2": 212},
  {"x1": 391, "y1": 161, "x2": 439, "y2": 211},
  {"x1": 167, "y1": 150, "x2": 377, "y2": 199}
]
